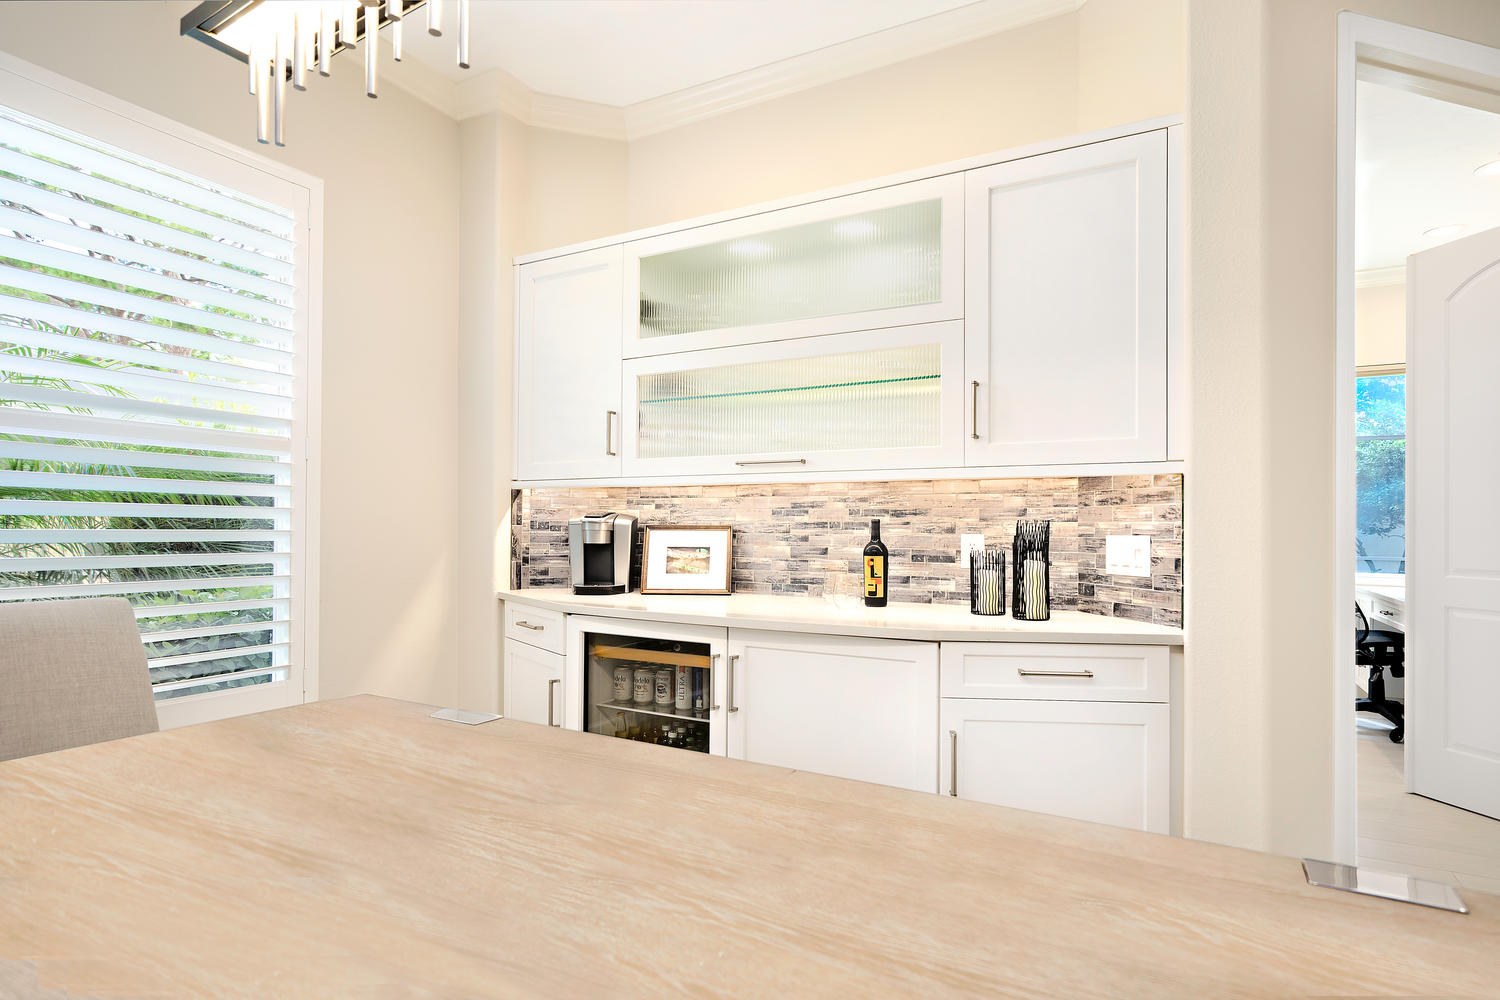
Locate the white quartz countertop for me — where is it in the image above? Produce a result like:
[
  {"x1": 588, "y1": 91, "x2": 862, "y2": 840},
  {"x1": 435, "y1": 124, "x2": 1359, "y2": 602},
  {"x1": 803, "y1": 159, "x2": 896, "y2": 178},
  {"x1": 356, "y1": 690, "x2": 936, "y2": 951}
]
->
[{"x1": 497, "y1": 589, "x2": 1183, "y2": 645}]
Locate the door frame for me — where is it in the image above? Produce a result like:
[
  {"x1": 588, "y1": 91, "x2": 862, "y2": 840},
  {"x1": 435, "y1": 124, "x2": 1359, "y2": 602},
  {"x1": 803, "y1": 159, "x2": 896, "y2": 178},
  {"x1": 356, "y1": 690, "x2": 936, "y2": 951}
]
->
[{"x1": 1333, "y1": 13, "x2": 1500, "y2": 862}]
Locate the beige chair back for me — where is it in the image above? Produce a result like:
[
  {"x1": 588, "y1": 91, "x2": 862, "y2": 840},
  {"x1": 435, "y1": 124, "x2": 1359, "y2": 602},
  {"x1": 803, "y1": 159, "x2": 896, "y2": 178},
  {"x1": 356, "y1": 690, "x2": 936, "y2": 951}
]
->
[{"x1": 0, "y1": 597, "x2": 159, "y2": 762}]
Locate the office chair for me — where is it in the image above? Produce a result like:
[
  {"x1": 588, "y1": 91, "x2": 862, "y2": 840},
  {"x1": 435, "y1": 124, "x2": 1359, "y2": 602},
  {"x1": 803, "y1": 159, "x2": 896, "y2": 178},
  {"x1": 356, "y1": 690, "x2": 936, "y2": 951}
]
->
[{"x1": 1355, "y1": 602, "x2": 1404, "y2": 744}]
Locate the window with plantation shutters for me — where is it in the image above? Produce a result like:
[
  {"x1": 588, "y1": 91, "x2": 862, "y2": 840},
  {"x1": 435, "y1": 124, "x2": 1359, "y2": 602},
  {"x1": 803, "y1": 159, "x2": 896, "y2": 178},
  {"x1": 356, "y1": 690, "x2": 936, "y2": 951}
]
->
[{"x1": 0, "y1": 89, "x2": 316, "y2": 718}]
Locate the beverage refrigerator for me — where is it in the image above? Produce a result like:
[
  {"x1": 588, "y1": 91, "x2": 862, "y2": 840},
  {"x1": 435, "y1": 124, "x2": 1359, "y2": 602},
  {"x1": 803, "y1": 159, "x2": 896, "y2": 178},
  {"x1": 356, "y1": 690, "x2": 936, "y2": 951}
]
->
[{"x1": 564, "y1": 616, "x2": 727, "y2": 755}]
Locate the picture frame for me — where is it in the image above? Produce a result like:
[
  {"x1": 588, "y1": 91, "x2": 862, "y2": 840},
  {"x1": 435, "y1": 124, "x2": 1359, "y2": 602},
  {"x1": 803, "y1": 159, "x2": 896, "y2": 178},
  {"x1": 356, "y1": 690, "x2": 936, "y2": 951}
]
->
[{"x1": 641, "y1": 525, "x2": 734, "y2": 595}]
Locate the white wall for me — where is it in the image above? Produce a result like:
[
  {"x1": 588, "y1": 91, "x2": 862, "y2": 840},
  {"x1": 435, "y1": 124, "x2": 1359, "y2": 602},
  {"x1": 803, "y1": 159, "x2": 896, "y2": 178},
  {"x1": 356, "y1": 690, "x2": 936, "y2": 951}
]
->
[
  {"x1": 0, "y1": 1, "x2": 465, "y2": 707},
  {"x1": 1356, "y1": 282, "x2": 1407, "y2": 368}
]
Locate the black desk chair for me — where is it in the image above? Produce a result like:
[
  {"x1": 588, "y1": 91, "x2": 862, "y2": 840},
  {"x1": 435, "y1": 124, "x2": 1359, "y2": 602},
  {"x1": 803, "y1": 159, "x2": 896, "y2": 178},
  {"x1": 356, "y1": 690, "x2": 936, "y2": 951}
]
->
[{"x1": 1356, "y1": 603, "x2": 1405, "y2": 743}]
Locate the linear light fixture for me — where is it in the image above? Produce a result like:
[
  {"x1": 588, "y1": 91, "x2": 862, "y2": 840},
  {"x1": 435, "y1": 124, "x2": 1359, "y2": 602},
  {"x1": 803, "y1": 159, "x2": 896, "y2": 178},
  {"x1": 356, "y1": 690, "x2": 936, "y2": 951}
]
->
[{"x1": 181, "y1": 0, "x2": 471, "y2": 146}]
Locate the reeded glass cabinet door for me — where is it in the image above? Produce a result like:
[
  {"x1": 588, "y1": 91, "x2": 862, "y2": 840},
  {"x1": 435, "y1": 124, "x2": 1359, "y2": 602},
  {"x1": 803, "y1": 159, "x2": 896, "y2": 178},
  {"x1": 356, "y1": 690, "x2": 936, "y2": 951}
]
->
[
  {"x1": 622, "y1": 322, "x2": 966, "y2": 476},
  {"x1": 623, "y1": 175, "x2": 963, "y2": 357}
]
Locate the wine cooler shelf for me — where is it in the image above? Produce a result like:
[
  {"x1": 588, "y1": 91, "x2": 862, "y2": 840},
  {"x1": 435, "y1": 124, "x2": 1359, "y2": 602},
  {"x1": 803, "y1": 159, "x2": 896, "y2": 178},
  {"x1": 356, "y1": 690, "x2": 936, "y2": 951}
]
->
[{"x1": 593, "y1": 700, "x2": 710, "y2": 723}]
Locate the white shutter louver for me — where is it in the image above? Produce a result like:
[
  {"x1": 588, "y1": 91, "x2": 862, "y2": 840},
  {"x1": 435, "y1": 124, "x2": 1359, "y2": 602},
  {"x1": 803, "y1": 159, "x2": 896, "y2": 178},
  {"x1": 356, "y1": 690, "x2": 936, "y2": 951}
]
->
[{"x1": 0, "y1": 102, "x2": 305, "y2": 703}]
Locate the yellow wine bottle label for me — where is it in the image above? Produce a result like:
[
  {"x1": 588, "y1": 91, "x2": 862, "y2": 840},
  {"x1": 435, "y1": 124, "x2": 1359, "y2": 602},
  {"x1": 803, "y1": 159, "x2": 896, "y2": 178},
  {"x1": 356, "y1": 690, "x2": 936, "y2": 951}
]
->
[{"x1": 864, "y1": 555, "x2": 885, "y2": 598}]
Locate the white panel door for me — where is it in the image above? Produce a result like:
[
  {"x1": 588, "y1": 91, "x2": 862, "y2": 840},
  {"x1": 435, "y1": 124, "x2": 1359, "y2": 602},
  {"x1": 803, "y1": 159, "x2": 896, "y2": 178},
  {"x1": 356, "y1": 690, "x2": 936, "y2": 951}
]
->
[
  {"x1": 504, "y1": 638, "x2": 564, "y2": 728},
  {"x1": 1407, "y1": 226, "x2": 1500, "y2": 819},
  {"x1": 965, "y1": 131, "x2": 1168, "y2": 466},
  {"x1": 727, "y1": 630, "x2": 939, "y2": 792},
  {"x1": 940, "y1": 698, "x2": 1169, "y2": 833},
  {"x1": 514, "y1": 247, "x2": 623, "y2": 481}
]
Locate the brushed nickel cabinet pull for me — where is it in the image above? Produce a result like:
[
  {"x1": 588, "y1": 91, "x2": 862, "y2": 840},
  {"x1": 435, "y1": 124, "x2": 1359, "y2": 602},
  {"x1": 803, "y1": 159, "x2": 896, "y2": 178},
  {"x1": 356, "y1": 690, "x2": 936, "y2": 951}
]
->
[
  {"x1": 734, "y1": 458, "x2": 807, "y2": 467},
  {"x1": 605, "y1": 410, "x2": 618, "y2": 457},
  {"x1": 514, "y1": 620, "x2": 544, "y2": 631},
  {"x1": 709, "y1": 653, "x2": 722, "y2": 712},
  {"x1": 1016, "y1": 668, "x2": 1095, "y2": 678},
  {"x1": 727, "y1": 654, "x2": 740, "y2": 713},
  {"x1": 949, "y1": 729, "x2": 958, "y2": 796},
  {"x1": 970, "y1": 380, "x2": 980, "y2": 440},
  {"x1": 548, "y1": 678, "x2": 560, "y2": 727}
]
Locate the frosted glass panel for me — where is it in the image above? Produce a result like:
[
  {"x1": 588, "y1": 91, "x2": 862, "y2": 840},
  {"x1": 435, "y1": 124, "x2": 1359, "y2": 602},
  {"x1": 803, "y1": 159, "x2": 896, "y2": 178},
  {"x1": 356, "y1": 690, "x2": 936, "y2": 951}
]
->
[
  {"x1": 639, "y1": 199, "x2": 942, "y2": 338},
  {"x1": 638, "y1": 344, "x2": 941, "y2": 459}
]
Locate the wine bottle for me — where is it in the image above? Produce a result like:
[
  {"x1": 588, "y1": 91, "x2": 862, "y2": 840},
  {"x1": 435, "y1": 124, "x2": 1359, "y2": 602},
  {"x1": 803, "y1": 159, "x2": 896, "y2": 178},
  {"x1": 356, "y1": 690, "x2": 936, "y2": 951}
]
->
[{"x1": 863, "y1": 518, "x2": 889, "y2": 608}]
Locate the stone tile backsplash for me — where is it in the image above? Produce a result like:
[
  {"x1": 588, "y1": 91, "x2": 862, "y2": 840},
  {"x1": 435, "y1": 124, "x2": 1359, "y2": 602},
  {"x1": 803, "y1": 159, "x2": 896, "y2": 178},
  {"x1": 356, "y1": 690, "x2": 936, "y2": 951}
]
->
[{"x1": 512, "y1": 475, "x2": 1183, "y2": 627}]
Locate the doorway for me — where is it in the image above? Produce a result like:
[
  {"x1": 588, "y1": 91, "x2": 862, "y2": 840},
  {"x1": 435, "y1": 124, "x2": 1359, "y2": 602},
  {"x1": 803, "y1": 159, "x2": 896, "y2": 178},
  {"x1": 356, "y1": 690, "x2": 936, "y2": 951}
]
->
[{"x1": 1336, "y1": 13, "x2": 1500, "y2": 889}]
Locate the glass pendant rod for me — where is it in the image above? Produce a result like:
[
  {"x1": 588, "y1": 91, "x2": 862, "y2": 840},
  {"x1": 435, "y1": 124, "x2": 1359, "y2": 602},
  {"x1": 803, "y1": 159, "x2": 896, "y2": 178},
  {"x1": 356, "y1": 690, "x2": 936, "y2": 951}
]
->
[
  {"x1": 291, "y1": 11, "x2": 308, "y2": 91},
  {"x1": 255, "y1": 46, "x2": 270, "y2": 144},
  {"x1": 364, "y1": 3, "x2": 379, "y2": 97},
  {"x1": 389, "y1": 0, "x2": 403, "y2": 20},
  {"x1": 343, "y1": 1, "x2": 359, "y2": 46},
  {"x1": 319, "y1": 6, "x2": 333, "y2": 77},
  {"x1": 457, "y1": 0, "x2": 470, "y2": 69},
  {"x1": 392, "y1": 18, "x2": 403, "y2": 62},
  {"x1": 273, "y1": 28, "x2": 287, "y2": 146},
  {"x1": 248, "y1": 38, "x2": 258, "y2": 95},
  {"x1": 428, "y1": 0, "x2": 443, "y2": 36}
]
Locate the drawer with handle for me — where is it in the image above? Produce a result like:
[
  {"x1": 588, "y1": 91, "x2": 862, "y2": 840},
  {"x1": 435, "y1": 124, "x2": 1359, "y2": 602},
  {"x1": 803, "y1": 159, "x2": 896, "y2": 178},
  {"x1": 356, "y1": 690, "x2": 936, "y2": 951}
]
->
[
  {"x1": 940, "y1": 642, "x2": 1168, "y2": 703},
  {"x1": 1367, "y1": 593, "x2": 1405, "y2": 632},
  {"x1": 504, "y1": 602, "x2": 566, "y2": 654}
]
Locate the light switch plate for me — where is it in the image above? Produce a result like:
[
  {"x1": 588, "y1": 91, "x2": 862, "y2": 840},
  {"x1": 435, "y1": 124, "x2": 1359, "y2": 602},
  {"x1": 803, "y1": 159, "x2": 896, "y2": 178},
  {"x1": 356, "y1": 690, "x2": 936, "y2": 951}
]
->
[
  {"x1": 1105, "y1": 535, "x2": 1152, "y2": 577},
  {"x1": 960, "y1": 533, "x2": 985, "y2": 568}
]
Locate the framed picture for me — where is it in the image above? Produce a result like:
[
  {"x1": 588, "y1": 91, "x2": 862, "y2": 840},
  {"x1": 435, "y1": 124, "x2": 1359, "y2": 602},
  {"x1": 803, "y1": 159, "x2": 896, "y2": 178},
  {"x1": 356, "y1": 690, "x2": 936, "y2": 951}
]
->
[{"x1": 641, "y1": 525, "x2": 734, "y2": 595}]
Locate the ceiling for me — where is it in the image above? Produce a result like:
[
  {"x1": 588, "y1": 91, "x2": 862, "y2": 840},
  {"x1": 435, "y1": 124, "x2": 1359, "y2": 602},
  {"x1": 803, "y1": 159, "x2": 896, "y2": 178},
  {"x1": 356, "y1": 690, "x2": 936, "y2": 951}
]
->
[
  {"x1": 404, "y1": 0, "x2": 1002, "y2": 106},
  {"x1": 388, "y1": 0, "x2": 1081, "y2": 136},
  {"x1": 1355, "y1": 79, "x2": 1500, "y2": 276}
]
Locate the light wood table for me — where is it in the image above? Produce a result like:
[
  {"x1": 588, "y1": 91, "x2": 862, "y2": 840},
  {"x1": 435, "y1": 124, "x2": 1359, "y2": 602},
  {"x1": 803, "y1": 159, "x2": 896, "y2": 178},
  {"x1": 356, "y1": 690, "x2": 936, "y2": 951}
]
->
[{"x1": 1, "y1": 696, "x2": 1494, "y2": 998}]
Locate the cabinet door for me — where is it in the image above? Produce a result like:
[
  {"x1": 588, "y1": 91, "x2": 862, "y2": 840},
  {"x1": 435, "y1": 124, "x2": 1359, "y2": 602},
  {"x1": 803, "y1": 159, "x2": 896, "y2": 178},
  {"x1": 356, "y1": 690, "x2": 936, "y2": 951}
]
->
[
  {"x1": 727, "y1": 630, "x2": 938, "y2": 792},
  {"x1": 514, "y1": 247, "x2": 623, "y2": 481},
  {"x1": 504, "y1": 638, "x2": 565, "y2": 727},
  {"x1": 965, "y1": 131, "x2": 1168, "y2": 466},
  {"x1": 940, "y1": 698, "x2": 1168, "y2": 833},
  {"x1": 622, "y1": 321, "x2": 965, "y2": 477},
  {"x1": 624, "y1": 175, "x2": 963, "y2": 358}
]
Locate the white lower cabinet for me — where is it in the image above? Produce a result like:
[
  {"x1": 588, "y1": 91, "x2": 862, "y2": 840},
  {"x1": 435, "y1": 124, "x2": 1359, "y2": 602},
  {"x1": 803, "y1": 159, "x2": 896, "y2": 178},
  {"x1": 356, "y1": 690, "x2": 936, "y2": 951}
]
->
[
  {"x1": 504, "y1": 637, "x2": 565, "y2": 728},
  {"x1": 940, "y1": 697, "x2": 1169, "y2": 833},
  {"x1": 727, "y1": 629, "x2": 939, "y2": 792}
]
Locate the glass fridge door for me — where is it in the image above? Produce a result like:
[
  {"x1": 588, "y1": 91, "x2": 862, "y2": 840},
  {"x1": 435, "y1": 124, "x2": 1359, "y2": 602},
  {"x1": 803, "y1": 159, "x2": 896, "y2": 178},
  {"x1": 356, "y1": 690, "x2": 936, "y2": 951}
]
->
[{"x1": 583, "y1": 630, "x2": 715, "y2": 754}]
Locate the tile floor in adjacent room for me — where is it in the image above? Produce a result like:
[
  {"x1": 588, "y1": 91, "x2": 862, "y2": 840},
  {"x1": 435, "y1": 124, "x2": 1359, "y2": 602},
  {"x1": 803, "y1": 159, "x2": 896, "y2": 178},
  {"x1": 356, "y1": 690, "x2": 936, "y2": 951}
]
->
[{"x1": 1357, "y1": 726, "x2": 1500, "y2": 895}]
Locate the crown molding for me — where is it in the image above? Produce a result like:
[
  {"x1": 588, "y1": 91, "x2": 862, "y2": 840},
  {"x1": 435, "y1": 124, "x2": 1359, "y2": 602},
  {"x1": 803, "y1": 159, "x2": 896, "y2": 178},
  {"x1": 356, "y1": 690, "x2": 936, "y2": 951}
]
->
[
  {"x1": 1355, "y1": 264, "x2": 1407, "y2": 288},
  {"x1": 619, "y1": 0, "x2": 1084, "y2": 139},
  {"x1": 382, "y1": 0, "x2": 1084, "y2": 141}
]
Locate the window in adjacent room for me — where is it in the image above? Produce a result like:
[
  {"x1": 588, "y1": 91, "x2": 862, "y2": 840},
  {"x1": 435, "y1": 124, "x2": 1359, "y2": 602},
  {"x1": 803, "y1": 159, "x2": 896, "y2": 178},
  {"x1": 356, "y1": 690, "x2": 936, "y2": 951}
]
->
[{"x1": 1355, "y1": 369, "x2": 1405, "y2": 576}]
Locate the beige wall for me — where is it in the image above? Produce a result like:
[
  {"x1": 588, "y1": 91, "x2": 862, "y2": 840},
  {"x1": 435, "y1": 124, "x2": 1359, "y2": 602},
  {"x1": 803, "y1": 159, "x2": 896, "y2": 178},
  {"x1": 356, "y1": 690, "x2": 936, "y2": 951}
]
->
[
  {"x1": 1186, "y1": 0, "x2": 1500, "y2": 856},
  {"x1": 0, "y1": 1, "x2": 465, "y2": 707},
  {"x1": 1356, "y1": 282, "x2": 1407, "y2": 368}
]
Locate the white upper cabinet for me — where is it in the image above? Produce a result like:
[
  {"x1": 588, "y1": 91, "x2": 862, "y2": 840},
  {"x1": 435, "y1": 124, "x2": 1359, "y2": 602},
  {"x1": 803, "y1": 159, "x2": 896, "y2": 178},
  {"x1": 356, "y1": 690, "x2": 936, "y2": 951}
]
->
[
  {"x1": 623, "y1": 175, "x2": 964, "y2": 358},
  {"x1": 622, "y1": 321, "x2": 966, "y2": 477},
  {"x1": 964, "y1": 131, "x2": 1169, "y2": 466},
  {"x1": 514, "y1": 246, "x2": 624, "y2": 481}
]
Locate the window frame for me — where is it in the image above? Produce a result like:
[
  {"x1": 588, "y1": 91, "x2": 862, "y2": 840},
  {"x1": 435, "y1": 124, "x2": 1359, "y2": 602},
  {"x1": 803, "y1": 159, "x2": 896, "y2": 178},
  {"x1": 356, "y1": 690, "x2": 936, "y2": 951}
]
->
[
  {"x1": 1354, "y1": 363, "x2": 1405, "y2": 587},
  {"x1": 0, "y1": 51, "x2": 323, "y2": 729}
]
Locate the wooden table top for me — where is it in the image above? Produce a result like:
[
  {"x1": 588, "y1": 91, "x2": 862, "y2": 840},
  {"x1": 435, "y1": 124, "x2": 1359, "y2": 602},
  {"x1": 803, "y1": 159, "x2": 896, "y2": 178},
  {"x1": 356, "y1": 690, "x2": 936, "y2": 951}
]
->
[{"x1": 1, "y1": 696, "x2": 1494, "y2": 999}]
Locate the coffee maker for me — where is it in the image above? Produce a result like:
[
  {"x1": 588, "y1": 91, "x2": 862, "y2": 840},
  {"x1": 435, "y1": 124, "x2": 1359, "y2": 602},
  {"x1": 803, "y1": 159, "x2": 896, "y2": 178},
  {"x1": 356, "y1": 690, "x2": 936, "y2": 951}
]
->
[{"x1": 568, "y1": 513, "x2": 637, "y2": 595}]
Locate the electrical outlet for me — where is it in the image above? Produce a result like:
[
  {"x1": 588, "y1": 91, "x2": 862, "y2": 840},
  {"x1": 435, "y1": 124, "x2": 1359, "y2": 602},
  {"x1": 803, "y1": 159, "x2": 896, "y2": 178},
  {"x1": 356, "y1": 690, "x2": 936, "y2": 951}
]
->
[
  {"x1": 1105, "y1": 535, "x2": 1152, "y2": 577},
  {"x1": 961, "y1": 533, "x2": 985, "y2": 568}
]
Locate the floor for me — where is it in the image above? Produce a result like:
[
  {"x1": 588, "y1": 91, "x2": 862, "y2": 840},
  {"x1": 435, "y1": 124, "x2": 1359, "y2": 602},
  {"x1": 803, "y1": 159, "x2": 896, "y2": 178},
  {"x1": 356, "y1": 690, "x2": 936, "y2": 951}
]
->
[{"x1": 1357, "y1": 725, "x2": 1500, "y2": 895}]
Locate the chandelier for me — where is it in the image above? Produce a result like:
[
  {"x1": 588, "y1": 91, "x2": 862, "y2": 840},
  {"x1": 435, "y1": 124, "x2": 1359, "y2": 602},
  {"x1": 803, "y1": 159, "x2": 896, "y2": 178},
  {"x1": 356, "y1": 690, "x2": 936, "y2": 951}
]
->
[{"x1": 181, "y1": 1, "x2": 472, "y2": 146}]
